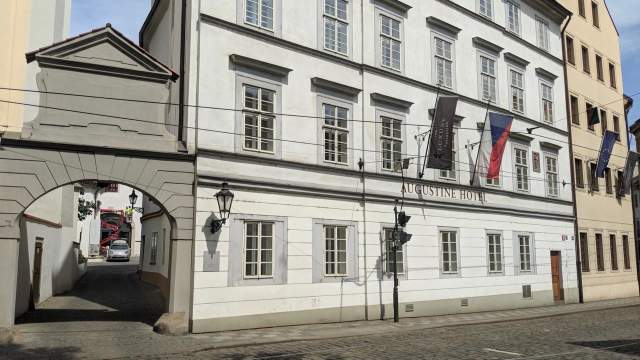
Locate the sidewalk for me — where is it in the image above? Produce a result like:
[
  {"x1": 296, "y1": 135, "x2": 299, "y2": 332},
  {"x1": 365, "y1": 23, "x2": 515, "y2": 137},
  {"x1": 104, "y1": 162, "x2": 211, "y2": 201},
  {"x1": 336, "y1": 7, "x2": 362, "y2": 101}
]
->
[{"x1": 193, "y1": 297, "x2": 640, "y2": 349}]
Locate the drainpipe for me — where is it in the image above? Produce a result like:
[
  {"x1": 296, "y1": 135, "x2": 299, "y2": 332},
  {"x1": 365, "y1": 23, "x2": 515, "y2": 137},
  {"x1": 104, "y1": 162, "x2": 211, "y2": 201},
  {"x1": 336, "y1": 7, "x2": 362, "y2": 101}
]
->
[
  {"x1": 560, "y1": 14, "x2": 583, "y2": 303},
  {"x1": 178, "y1": 0, "x2": 187, "y2": 145}
]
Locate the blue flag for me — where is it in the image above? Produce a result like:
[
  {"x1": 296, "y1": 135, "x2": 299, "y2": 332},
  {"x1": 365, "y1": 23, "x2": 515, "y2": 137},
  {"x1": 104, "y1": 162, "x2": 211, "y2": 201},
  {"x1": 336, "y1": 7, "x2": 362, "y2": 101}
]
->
[{"x1": 596, "y1": 130, "x2": 617, "y2": 177}]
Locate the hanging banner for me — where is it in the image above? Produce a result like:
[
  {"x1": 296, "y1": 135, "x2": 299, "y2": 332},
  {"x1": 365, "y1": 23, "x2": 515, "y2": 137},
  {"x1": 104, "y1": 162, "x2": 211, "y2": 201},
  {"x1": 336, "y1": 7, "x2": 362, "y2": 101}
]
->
[
  {"x1": 618, "y1": 151, "x2": 638, "y2": 197},
  {"x1": 596, "y1": 130, "x2": 617, "y2": 177},
  {"x1": 475, "y1": 112, "x2": 513, "y2": 182},
  {"x1": 426, "y1": 96, "x2": 459, "y2": 169}
]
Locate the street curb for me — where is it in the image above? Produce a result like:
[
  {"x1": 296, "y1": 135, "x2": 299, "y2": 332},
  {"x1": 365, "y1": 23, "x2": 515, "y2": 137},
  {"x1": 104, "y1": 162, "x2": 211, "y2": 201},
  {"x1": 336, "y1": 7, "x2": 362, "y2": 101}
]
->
[{"x1": 181, "y1": 300, "x2": 640, "y2": 353}]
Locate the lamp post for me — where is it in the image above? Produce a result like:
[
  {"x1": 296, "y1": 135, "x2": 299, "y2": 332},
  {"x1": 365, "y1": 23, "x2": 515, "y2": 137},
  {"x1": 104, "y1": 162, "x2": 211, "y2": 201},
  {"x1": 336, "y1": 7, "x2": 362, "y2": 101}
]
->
[
  {"x1": 128, "y1": 189, "x2": 144, "y2": 214},
  {"x1": 211, "y1": 182, "x2": 234, "y2": 233}
]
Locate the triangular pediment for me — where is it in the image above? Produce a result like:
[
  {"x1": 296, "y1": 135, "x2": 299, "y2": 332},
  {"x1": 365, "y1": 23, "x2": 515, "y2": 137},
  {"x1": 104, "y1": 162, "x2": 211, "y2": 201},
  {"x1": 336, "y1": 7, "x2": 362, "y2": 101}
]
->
[{"x1": 26, "y1": 25, "x2": 178, "y2": 83}]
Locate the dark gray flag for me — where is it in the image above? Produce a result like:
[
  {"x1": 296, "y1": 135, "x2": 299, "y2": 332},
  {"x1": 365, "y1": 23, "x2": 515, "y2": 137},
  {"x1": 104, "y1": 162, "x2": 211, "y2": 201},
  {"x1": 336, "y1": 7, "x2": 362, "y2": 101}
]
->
[
  {"x1": 426, "y1": 96, "x2": 458, "y2": 170},
  {"x1": 619, "y1": 151, "x2": 638, "y2": 197}
]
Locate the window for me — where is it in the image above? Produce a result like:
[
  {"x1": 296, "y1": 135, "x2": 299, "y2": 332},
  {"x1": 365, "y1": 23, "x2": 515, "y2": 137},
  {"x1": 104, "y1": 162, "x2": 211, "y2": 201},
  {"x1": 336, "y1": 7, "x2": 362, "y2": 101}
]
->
[
  {"x1": 323, "y1": 0, "x2": 348, "y2": 55},
  {"x1": 479, "y1": 54, "x2": 497, "y2": 102},
  {"x1": 245, "y1": 0, "x2": 274, "y2": 31},
  {"x1": 487, "y1": 233, "x2": 503, "y2": 273},
  {"x1": 514, "y1": 147, "x2": 530, "y2": 192},
  {"x1": 243, "y1": 84, "x2": 275, "y2": 153},
  {"x1": 536, "y1": 17, "x2": 550, "y2": 51},
  {"x1": 610, "y1": 234, "x2": 618, "y2": 270},
  {"x1": 595, "y1": 233, "x2": 604, "y2": 271},
  {"x1": 244, "y1": 221, "x2": 274, "y2": 278},
  {"x1": 609, "y1": 63, "x2": 617, "y2": 89},
  {"x1": 623, "y1": 235, "x2": 631, "y2": 270},
  {"x1": 596, "y1": 54, "x2": 604, "y2": 81},
  {"x1": 589, "y1": 162, "x2": 599, "y2": 191},
  {"x1": 505, "y1": 1, "x2": 520, "y2": 34},
  {"x1": 478, "y1": 0, "x2": 493, "y2": 18},
  {"x1": 381, "y1": 116, "x2": 402, "y2": 171},
  {"x1": 439, "y1": 129, "x2": 457, "y2": 180},
  {"x1": 150, "y1": 232, "x2": 158, "y2": 265},
  {"x1": 380, "y1": 14, "x2": 401, "y2": 71},
  {"x1": 433, "y1": 35, "x2": 454, "y2": 88},
  {"x1": 324, "y1": 225, "x2": 347, "y2": 276},
  {"x1": 616, "y1": 170, "x2": 624, "y2": 197},
  {"x1": 510, "y1": 68, "x2": 525, "y2": 114},
  {"x1": 586, "y1": 102, "x2": 594, "y2": 131},
  {"x1": 578, "y1": 0, "x2": 586, "y2": 17},
  {"x1": 383, "y1": 228, "x2": 404, "y2": 274},
  {"x1": 591, "y1": 1, "x2": 599, "y2": 27},
  {"x1": 582, "y1": 46, "x2": 590, "y2": 74},
  {"x1": 161, "y1": 228, "x2": 166, "y2": 265},
  {"x1": 580, "y1": 232, "x2": 590, "y2": 271},
  {"x1": 541, "y1": 82, "x2": 554, "y2": 124},
  {"x1": 323, "y1": 103, "x2": 349, "y2": 164},
  {"x1": 566, "y1": 36, "x2": 575, "y2": 65},
  {"x1": 605, "y1": 167, "x2": 612, "y2": 194},
  {"x1": 440, "y1": 230, "x2": 458, "y2": 274},
  {"x1": 545, "y1": 155, "x2": 559, "y2": 197},
  {"x1": 518, "y1": 234, "x2": 533, "y2": 272},
  {"x1": 575, "y1": 158, "x2": 585, "y2": 188},
  {"x1": 613, "y1": 115, "x2": 621, "y2": 141},
  {"x1": 570, "y1": 95, "x2": 580, "y2": 125},
  {"x1": 600, "y1": 109, "x2": 608, "y2": 135}
]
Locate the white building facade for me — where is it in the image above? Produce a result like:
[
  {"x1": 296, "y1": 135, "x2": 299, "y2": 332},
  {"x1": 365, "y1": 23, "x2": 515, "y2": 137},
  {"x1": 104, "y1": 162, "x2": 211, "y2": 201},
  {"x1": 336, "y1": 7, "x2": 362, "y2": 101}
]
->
[{"x1": 142, "y1": 0, "x2": 576, "y2": 333}]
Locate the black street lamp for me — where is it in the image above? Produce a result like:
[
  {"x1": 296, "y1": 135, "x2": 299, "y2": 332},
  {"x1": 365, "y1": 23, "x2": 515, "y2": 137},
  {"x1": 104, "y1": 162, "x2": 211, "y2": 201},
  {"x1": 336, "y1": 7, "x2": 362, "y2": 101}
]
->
[
  {"x1": 211, "y1": 182, "x2": 234, "y2": 233},
  {"x1": 128, "y1": 189, "x2": 144, "y2": 214}
]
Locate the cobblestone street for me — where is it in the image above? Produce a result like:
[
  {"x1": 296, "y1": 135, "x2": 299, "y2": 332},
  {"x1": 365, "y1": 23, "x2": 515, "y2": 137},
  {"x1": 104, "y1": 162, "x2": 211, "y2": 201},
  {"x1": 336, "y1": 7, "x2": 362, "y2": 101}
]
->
[{"x1": 2, "y1": 263, "x2": 640, "y2": 359}]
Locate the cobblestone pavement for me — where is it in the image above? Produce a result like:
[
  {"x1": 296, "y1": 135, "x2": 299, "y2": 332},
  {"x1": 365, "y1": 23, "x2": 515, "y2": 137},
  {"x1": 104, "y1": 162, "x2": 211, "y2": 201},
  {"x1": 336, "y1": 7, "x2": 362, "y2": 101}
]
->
[{"x1": 2, "y1": 262, "x2": 640, "y2": 359}]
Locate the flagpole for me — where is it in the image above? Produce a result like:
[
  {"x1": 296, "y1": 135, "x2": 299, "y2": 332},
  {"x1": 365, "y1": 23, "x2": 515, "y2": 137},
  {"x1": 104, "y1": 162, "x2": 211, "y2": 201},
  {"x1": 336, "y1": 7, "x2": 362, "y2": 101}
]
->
[
  {"x1": 420, "y1": 83, "x2": 442, "y2": 178},
  {"x1": 471, "y1": 100, "x2": 492, "y2": 186}
]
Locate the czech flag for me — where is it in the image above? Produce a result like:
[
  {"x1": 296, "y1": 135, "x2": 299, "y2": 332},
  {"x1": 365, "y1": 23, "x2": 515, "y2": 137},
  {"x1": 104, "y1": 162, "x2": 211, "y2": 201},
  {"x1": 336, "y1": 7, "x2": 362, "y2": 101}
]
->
[{"x1": 478, "y1": 113, "x2": 513, "y2": 180}]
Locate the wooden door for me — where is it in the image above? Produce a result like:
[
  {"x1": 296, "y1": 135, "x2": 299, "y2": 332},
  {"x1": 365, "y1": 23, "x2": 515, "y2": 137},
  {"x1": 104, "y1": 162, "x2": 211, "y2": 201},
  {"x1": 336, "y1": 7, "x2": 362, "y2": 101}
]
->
[
  {"x1": 550, "y1": 251, "x2": 564, "y2": 301},
  {"x1": 33, "y1": 240, "x2": 43, "y2": 304}
]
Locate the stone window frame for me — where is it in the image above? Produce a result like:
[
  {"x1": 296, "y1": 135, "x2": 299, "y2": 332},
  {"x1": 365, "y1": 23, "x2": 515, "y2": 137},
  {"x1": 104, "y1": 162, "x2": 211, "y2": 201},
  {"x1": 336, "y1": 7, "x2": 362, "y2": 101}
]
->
[
  {"x1": 512, "y1": 141, "x2": 531, "y2": 193},
  {"x1": 579, "y1": 230, "x2": 590, "y2": 272},
  {"x1": 439, "y1": 227, "x2": 461, "y2": 278},
  {"x1": 236, "y1": 0, "x2": 283, "y2": 37},
  {"x1": 317, "y1": 0, "x2": 353, "y2": 58},
  {"x1": 535, "y1": 15, "x2": 550, "y2": 52},
  {"x1": 476, "y1": 49, "x2": 499, "y2": 105},
  {"x1": 316, "y1": 94, "x2": 355, "y2": 169},
  {"x1": 374, "y1": 105, "x2": 409, "y2": 175},
  {"x1": 430, "y1": 30, "x2": 457, "y2": 91},
  {"x1": 595, "y1": 232, "x2": 605, "y2": 271},
  {"x1": 312, "y1": 219, "x2": 359, "y2": 283},
  {"x1": 234, "y1": 72, "x2": 283, "y2": 159},
  {"x1": 486, "y1": 230, "x2": 505, "y2": 276},
  {"x1": 380, "y1": 223, "x2": 408, "y2": 280},
  {"x1": 228, "y1": 213, "x2": 288, "y2": 287},
  {"x1": 507, "y1": 63, "x2": 526, "y2": 115},
  {"x1": 504, "y1": 0, "x2": 521, "y2": 36},
  {"x1": 374, "y1": 3, "x2": 405, "y2": 74},
  {"x1": 477, "y1": 0, "x2": 494, "y2": 19},
  {"x1": 542, "y1": 151, "x2": 559, "y2": 198},
  {"x1": 609, "y1": 232, "x2": 619, "y2": 271},
  {"x1": 622, "y1": 233, "x2": 631, "y2": 271},
  {"x1": 513, "y1": 231, "x2": 536, "y2": 275},
  {"x1": 538, "y1": 77, "x2": 555, "y2": 125}
]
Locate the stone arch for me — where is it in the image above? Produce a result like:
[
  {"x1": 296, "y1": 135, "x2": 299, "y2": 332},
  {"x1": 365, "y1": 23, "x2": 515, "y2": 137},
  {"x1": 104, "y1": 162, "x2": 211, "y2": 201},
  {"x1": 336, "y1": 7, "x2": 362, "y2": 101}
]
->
[{"x1": 0, "y1": 142, "x2": 194, "y2": 327}]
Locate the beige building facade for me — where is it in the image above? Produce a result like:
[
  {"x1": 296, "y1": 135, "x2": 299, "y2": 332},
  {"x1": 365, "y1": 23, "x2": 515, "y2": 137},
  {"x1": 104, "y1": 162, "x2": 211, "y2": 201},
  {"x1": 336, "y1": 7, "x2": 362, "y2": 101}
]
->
[
  {"x1": 0, "y1": 0, "x2": 70, "y2": 133},
  {"x1": 560, "y1": 0, "x2": 638, "y2": 301}
]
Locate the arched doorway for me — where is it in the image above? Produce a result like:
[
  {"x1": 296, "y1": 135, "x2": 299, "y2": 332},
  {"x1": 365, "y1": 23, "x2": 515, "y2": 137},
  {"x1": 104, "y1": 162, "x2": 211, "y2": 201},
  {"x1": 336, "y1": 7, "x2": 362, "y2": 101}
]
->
[{"x1": 0, "y1": 144, "x2": 194, "y2": 329}]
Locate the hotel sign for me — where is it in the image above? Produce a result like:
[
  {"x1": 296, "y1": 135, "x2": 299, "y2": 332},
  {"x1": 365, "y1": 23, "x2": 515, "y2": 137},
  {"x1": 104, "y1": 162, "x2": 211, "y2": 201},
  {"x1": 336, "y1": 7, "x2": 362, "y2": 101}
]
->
[{"x1": 401, "y1": 182, "x2": 486, "y2": 203}]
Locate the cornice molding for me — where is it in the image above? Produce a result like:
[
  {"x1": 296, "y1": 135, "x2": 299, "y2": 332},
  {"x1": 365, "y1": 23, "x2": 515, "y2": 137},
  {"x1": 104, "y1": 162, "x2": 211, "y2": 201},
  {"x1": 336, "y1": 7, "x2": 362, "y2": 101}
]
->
[
  {"x1": 536, "y1": 67, "x2": 559, "y2": 80},
  {"x1": 426, "y1": 16, "x2": 462, "y2": 35},
  {"x1": 311, "y1": 77, "x2": 362, "y2": 97},
  {"x1": 371, "y1": 93, "x2": 414, "y2": 109},
  {"x1": 473, "y1": 36, "x2": 504, "y2": 54},
  {"x1": 375, "y1": 0, "x2": 412, "y2": 14},
  {"x1": 504, "y1": 52, "x2": 530, "y2": 68},
  {"x1": 230, "y1": 54, "x2": 292, "y2": 78}
]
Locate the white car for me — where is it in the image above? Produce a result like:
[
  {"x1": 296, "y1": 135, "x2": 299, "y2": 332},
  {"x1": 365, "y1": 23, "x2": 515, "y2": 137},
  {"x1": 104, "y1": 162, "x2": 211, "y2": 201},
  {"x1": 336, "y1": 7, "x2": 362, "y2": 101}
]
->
[{"x1": 106, "y1": 240, "x2": 130, "y2": 262}]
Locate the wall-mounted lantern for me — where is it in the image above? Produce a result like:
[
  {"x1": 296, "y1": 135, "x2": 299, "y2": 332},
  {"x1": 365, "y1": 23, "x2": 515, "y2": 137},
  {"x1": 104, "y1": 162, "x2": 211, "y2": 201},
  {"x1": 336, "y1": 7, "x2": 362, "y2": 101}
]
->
[{"x1": 211, "y1": 182, "x2": 234, "y2": 233}]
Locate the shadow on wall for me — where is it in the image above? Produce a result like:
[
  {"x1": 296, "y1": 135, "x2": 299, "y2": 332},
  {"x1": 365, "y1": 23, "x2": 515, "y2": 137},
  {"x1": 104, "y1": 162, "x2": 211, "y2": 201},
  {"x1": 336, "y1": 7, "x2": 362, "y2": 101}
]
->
[{"x1": 202, "y1": 213, "x2": 221, "y2": 272}]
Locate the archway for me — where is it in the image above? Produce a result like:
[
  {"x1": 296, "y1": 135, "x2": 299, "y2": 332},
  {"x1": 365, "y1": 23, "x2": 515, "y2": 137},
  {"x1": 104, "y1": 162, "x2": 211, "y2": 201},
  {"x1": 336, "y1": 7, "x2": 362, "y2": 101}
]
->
[{"x1": 0, "y1": 143, "x2": 194, "y2": 329}]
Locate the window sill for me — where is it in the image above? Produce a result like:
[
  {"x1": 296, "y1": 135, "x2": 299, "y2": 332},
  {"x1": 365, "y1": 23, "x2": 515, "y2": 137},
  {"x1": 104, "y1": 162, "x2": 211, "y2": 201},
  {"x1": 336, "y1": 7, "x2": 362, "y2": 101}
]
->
[
  {"x1": 322, "y1": 46, "x2": 350, "y2": 59},
  {"x1": 379, "y1": 64, "x2": 403, "y2": 75}
]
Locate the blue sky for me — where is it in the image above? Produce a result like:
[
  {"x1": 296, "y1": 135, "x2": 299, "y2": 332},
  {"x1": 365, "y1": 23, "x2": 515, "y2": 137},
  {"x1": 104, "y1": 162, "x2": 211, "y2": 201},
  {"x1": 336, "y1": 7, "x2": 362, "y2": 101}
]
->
[{"x1": 70, "y1": 0, "x2": 640, "y2": 124}]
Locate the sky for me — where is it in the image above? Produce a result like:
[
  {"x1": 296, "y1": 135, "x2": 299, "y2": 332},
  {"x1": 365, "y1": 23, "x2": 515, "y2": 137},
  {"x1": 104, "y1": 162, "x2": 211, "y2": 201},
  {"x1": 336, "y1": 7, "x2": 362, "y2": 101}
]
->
[{"x1": 70, "y1": 0, "x2": 640, "y2": 124}]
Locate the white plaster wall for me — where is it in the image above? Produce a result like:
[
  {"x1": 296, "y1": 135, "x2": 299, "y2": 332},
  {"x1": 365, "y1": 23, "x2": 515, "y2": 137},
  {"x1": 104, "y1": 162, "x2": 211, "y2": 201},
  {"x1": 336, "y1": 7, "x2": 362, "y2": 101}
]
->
[
  {"x1": 140, "y1": 214, "x2": 171, "y2": 278},
  {"x1": 192, "y1": 187, "x2": 575, "y2": 320}
]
